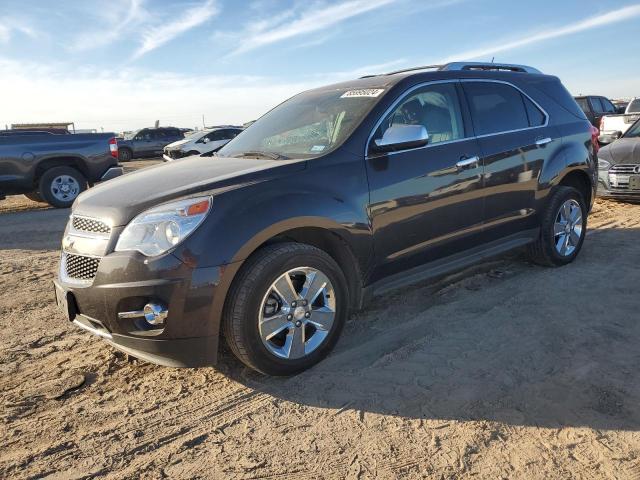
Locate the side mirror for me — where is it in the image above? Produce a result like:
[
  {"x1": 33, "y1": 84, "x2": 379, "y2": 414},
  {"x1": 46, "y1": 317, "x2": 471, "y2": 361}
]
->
[
  {"x1": 203, "y1": 137, "x2": 210, "y2": 143},
  {"x1": 372, "y1": 124, "x2": 429, "y2": 153},
  {"x1": 613, "y1": 131, "x2": 623, "y2": 140}
]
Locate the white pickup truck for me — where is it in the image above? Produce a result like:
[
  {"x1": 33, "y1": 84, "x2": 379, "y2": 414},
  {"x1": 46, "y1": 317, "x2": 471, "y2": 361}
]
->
[{"x1": 599, "y1": 98, "x2": 640, "y2": 144}]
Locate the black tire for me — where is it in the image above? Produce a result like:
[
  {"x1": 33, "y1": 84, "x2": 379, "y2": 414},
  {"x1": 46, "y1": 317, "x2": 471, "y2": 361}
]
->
[
  {"x1": 118, "y1": 148, "x2": 132, "y2": 162},
  {"x1": 527, "y1": 186, "x2": 587, "y2": 266},
  {"x1": 38, "y1": 166, "x2": 87, "y2": 208},
  {"x1": 223, "y1": 243, "x2": 349, "y2": 376},
  {"x1": 24, "y1": 191, "x2": 46, "y2": 203}
]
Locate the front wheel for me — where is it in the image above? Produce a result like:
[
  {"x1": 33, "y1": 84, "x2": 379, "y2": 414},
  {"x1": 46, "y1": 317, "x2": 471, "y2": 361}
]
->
[
  {"x1": 528, "y1": 186, "x2": 587, "y2": 266},
  {"x1": 118, "y1": 149, "x2": 132, "y2": 162},
  {"x1": 223, "y1": 243, "x2": 348, "y2": 376}
]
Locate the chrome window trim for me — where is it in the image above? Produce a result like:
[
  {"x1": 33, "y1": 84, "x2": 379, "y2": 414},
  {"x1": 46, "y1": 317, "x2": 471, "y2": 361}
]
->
[{"x1": 365, "y1": 78, "x2": 550, "y2": 159}]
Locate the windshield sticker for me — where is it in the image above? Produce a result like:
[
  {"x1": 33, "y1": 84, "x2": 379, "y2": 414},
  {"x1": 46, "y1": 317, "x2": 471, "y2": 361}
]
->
[
  {"x1": 340, "y1": 88, "x2": 385, "y2": 98},
  {"x1": 310, "y1": 145, "x2": 326, "y2": 152}
]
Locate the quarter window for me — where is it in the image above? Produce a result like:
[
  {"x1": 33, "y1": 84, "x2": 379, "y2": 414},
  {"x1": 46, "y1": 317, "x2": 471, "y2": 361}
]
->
[
  {"x1": 523, "y1": 95, "x2": 546, "y2": 127},
  {"x1": 372, "y1": 83, "x2": 465, "y2": 147},
  {"x1": 463, "y1": 82, "x2": 530, "y2": 136}
]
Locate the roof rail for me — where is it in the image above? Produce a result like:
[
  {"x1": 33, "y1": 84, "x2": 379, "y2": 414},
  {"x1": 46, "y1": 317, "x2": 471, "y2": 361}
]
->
[
  {"x1": 441, "y1": 62, "x2": 542, "y2": 74},
  {"x1": 360, "y1": 62, "x2": 541, "y2": 78}
]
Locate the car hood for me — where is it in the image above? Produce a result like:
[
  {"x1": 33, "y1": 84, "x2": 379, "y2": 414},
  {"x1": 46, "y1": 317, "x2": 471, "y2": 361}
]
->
[
  {"x1": 600, "y1": 138, "x2": 640, "y2": 164},
  {"x1": 165, "y1": 138, "x2": 190, "y2": 149},
  {"x1": 74, "y1": 155, "x2": 306, "y2": 226}
]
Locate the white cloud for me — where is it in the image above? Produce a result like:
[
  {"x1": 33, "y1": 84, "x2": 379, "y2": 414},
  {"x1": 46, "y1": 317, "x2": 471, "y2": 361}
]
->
[
  {"x1": 227, "y1": 0, "x2": 398, "y2": 56},
  {"x1": 438, "y1": 4, "x2": 640, "y2": 64},
  {"x1": 132, "y1": 0, "x2": 220, "y2": 59},
  {"x1": 71, "y1": 0, "x2": 146, "y2": 51},
  {"x1": 0, "y1": 18, "x2": 37, "y2": 43}
]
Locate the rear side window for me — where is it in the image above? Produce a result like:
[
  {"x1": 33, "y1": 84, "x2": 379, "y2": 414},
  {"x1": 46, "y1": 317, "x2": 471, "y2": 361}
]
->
[
  {"x1": 575, "y1": 98, "x2": 590, "y2": 113},
  {"x1": 463, "y1": 82, "x2": 529, "y2": 136}
]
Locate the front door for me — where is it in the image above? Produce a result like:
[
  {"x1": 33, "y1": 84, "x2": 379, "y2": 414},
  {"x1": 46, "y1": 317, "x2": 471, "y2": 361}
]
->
[{"x1": 366, "y1": 81, "x2": 484, "y2": 283}]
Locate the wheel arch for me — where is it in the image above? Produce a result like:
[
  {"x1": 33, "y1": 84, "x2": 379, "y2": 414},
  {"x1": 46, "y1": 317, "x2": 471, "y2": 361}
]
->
[
  {"x1": 34, "y1": 156, "x2": 89, "y2": 186},
  {"x1": 557, "y1": 168, "x2": 593, "y2": 208}
]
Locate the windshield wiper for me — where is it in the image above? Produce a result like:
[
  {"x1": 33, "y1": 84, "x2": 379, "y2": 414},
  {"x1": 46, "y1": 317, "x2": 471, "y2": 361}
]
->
[{"x1": 231, "y1": 151, "x2": 289, "y2": 160}]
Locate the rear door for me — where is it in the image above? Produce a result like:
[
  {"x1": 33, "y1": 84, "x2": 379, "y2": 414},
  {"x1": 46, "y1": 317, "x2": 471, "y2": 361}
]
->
[
  {"x1": 366, "y1": 81, "x2": 484, "y2": 282},
  {"x1": 462, "y1": 80, "x2": 558, "y2": 240}
]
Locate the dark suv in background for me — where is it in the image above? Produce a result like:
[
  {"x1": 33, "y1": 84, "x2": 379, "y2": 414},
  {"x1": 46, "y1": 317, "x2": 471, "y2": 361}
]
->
[
  {"x1": 54, "y1": 62, "x2": 596, "y2": 375},
  {"x1": 117, "y1": 127, "x2": 184, "y2": 161},
  {"x1": 574, "y1": 95, "x2": 617, "y2": 128}
]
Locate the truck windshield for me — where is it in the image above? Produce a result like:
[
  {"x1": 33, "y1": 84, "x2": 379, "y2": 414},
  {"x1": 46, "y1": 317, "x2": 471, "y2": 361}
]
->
[
  {"x1": 218, "y1": 88, "x2": 385, "y2": 159},
  {"x1": 627, "y1": 99, "x2": 640, "y2": 114}
]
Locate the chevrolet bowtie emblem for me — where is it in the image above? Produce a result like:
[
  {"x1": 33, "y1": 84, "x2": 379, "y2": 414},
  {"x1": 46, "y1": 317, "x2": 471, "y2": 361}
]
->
[{"x1": 62, "y1": 236, "x2": 75, "y2": 250}]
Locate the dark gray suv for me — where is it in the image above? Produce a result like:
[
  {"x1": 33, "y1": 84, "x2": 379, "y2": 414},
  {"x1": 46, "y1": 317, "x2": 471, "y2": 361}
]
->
[
  {"x1": 117, "y1": 127, "x2": 184, "y2": 161},
  {"x1": 54, "y1": 62, "x2": 596, "y2": 375}
]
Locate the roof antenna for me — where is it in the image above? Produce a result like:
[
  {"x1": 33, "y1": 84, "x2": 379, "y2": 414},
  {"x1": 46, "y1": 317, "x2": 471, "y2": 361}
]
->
[{"x1": 491, "y1": 57, "x2": 495, "y2": 63}]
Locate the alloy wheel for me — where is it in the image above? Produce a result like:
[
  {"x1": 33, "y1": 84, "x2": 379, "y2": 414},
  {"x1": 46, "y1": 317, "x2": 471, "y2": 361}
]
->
[
  {"x1": 258, "y1": 267, "x2": 336, "y2": 360},
  {"x1": 554, "y1": 199, "x2": 583, "y2": 256}
]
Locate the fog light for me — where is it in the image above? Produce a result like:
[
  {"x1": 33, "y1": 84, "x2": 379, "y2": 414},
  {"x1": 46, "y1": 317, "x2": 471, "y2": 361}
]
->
[{"x1": 143, "y1": 303, "x2": 168, "y2": 325}]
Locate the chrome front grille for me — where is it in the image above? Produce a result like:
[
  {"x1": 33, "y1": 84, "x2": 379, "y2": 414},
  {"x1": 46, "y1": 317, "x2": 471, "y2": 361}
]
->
[
  {"x1": 609, "y1": 164, "x2": 640, "y2": 190},
  {"x1": 64, "y1": 253, "x2": 100, "y2": 281},
  {"x1": 72, "y1": 216, "x2": 111, "y2": 235}
]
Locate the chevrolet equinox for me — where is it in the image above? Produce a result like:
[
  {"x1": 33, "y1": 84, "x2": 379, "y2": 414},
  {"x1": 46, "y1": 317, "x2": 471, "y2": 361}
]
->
[{"x1": 54, "y1": 62, "x2": 597, "y2": 375}]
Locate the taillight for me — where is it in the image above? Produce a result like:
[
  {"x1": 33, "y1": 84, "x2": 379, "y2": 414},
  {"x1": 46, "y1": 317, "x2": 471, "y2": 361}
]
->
[
  {"x1": 109, "y1": 137, "x2": 118, "y2": 159},
  {"x1": 590, "y1": 125, "x2": 600, "y2": 154}
]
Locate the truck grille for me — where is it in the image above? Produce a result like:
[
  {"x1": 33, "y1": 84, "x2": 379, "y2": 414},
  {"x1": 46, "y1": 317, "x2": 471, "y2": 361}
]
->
[
  {"x1": 609, "y1": 164, "x2": 640, "y2": 190},
  {"x1": 64, "y1": 253, "x2": 100, "y2": 281},
  {"x1": 72, "y1": 216, "x2": 111, "y2": 235}
]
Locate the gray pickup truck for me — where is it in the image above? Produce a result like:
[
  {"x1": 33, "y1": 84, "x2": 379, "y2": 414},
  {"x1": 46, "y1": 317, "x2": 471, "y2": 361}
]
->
[{"x1": 0, "y1": 132, "x2": 123, "y2": 208}]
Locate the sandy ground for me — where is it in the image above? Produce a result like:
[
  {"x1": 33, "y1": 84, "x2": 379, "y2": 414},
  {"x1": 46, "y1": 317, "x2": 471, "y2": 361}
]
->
[{"x1": 1, "y1": 175, "x2": 640, "y2": 478}]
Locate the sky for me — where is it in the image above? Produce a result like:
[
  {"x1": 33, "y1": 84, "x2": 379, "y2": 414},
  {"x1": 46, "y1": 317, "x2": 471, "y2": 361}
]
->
[{"x1": 0, "y1": 0, "x2": 639, "y2": 132}]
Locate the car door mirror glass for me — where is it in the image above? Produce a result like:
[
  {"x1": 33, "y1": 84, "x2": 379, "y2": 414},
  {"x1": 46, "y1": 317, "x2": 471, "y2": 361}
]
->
[{"x1": 373, "y1": 124, "x2": 429, "y2": 152}]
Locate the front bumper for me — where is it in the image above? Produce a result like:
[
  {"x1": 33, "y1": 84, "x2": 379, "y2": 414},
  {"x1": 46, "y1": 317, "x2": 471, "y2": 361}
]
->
[
  {"x1": 162, "y1": 149, "x2": 188, "y2": 162},
  {"x1": 54, "y1": 250, "x2": 232, "y2": 367}
]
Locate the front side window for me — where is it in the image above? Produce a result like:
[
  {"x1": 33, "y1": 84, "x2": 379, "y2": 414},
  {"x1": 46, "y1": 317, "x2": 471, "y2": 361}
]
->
[
  {"x1": 590, "y1": 97, "x2": 604, "y2": 113},
  {"x1": 219, "y1": 87, "x2": 384, "y2": 159},
  {"x1": 463, "y1": 82, "x2": 530, "y2": 136},
  {"x1": 371, "y1": 82, "x2": 465, "y2": 146},
  {"x1": 601, "y1": 98, "x2": 616, "y2": 113}
]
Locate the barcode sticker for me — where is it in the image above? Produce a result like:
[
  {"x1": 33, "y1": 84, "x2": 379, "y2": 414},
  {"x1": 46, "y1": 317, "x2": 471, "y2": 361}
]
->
[{"x1": 340, "y1": 89, "x2": 385, "y2": 98}]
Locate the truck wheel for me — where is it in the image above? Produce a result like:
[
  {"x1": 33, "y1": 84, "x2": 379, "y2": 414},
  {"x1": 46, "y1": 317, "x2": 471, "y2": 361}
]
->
[
  {"x1": 527, "y1": 186, "x2": 587, "y2": 267},
  {"x1": 24, "y1": 191, "x2": 46, "y2": 203},
  {"x1": 118, "y1": 148, "x2": 132, "y2": 162},
  {"x1": 39, "y1": 166, "x2": 87, "y2": 208},
  {"x1": 223, "y1": 243, "x2": 348, "y2": 376}
]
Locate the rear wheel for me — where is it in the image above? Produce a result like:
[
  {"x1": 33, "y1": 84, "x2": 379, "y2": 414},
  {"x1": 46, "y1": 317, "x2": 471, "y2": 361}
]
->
[
  {"x1": 118, "y1": 148, "x2": 132, "y2": 162},
  {"x1": 223, "y1": 243, "x2": 348, "y2": 376},
  {"x1": 38, "y1": 166, "x2": 87, "y2": 208},
  {"x1": 528, "y1": 186, "x2": 587, "y2": 266},
  {"x1": 24, "y1": 191, "x2": 46, "y2": 203}
]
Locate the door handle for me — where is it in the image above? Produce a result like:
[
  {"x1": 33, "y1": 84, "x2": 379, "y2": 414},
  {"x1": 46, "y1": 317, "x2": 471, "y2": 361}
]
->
[
  {"x1": 536, "y1": 137, "x2": 552, "y2": 146},
  {"x1": 456, "y1": 156, "x2": 479, "y2": 170}
]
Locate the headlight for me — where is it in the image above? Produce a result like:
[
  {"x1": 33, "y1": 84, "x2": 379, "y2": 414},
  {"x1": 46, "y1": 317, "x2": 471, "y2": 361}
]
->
[
  {"x1": 115, "y1": 196, "x2": 212, "y2": 256},
  {"x1": 598, "y1": 158, "x2": 611, "y2": 170}
]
